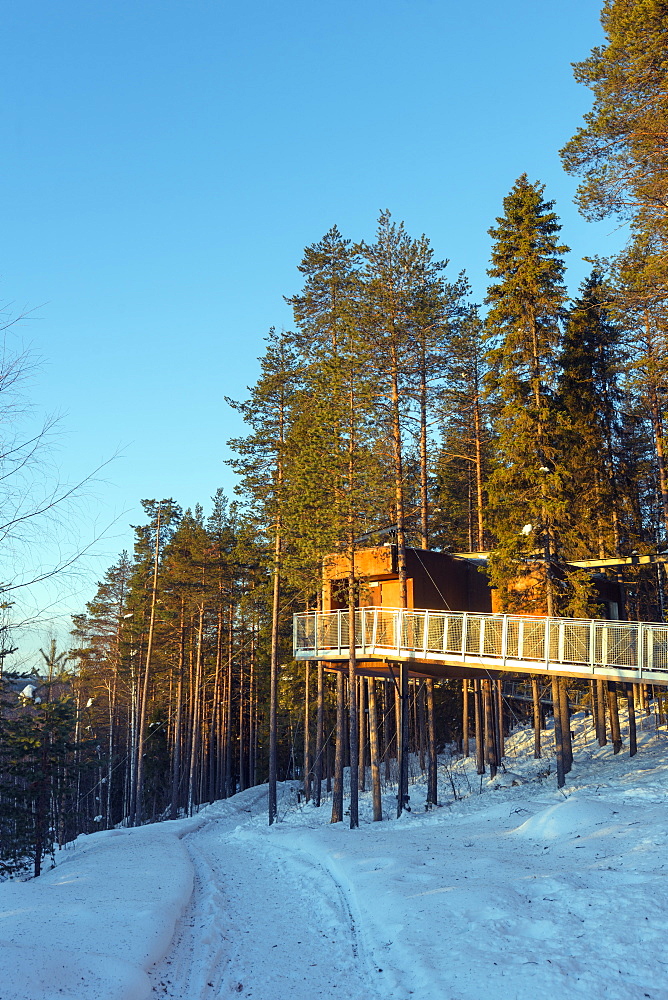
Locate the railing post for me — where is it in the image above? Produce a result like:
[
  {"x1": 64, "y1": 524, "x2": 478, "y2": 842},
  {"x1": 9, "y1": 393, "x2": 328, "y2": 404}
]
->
[
  {"x1": 397, "y1": 608, "x2": 403, "y2": 655},
  {"x1": 637, "y1": 622, "x2": 644, "y2": 680},
  {"x1": 371, "y1": 608, "x2": 378, "y2": 651},
  {"x1": 442, "y1": 614, "x2": 449, "y2": 653},
  {"x1": 544, "y1": 618, "x2": 551, "y2": 672},
  {"x1": 479, "y1": 617, "x2": 486, "y2": 657},
  {"x1": 601, "y1": 623, "x2": 608, "y2": 666},
  {"x1": 337, "y1": 609, "x2": 342, "y2": 656},
  {"x1": 461, "y1": 613, "x2": 468, "y2": 662},
  {"x1": 502, "y1": 615, "x2": 508, "y2": 666},
  {"x1": 423, "y1": 610, "x2": 429, "y2": 656},
  {"x1": 589, "y1": 620, "x2": 596, "y2": 675},
  {"x1": 518, "y1": 620, "x2": 524, "y2": 660},
  {"x1": 558, "y1": 621, "x2": 565, "y2": 663}
]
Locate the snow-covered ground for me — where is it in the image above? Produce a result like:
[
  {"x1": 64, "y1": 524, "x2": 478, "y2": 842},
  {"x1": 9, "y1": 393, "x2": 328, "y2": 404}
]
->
[{"x1": 2, "y1": 710, "x2": 668, "y2": 1000}]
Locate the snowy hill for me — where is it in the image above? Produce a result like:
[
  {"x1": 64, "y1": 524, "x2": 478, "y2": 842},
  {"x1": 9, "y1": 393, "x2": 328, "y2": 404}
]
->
[{"x1": 1, "y1": 712, "x2": 667, "y2": 1000}]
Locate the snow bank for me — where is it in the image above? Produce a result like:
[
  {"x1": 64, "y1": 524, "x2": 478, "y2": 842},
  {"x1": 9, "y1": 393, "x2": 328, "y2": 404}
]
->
[{"x1": 0, "y1": 821, "x2": 196, "y2": 1000}]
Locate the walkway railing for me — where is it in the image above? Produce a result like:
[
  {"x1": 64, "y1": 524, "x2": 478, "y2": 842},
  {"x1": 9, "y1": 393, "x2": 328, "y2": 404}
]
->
[{"x1": 293, "y1": 607, "x2": 668, "y2": 684}]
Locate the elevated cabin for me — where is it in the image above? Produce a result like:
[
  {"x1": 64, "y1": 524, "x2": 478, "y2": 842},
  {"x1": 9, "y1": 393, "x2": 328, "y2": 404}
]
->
[{"x1": 323, "y1": 544, "x2": 625, "y2": 621}]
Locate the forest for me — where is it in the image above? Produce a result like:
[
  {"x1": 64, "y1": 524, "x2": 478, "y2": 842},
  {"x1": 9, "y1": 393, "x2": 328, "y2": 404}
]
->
[{"x1": 1, "y1": 0, "x2": 667, "y2": 876}]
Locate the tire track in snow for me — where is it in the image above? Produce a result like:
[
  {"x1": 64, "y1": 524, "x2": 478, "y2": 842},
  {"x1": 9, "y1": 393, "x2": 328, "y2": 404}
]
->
[{"x1": 150, "y1": 808, "x2": 383, "y2": 1000}]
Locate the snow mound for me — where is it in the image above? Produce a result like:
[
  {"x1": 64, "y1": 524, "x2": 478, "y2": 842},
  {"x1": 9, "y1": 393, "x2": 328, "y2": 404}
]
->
[
  {"x1": 512, "y1": 795, "x2": 618, "y2": 840},
  {"x1": 487, "y1": 771, "x2": 525, "y2": 788},
  {"x1": 0, "y1": 824, "x2": 195, "y2": 1000}
]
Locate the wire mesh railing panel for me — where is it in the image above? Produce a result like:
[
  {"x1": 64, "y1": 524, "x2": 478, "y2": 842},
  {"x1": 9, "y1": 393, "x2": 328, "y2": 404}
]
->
[
  {"x1": 374, "y1": 611, "x2": 397, "y2": 649},
  {"x1": 401, "y1": 613, "x2": 425, "y2": 649},
  {"x1": 465, "y1": 617, "x2": 482, "y2": 656},
  {"x1": 562, "y1": 623, "x2": 591, "y2": 664},
  {"x1": 443, "y1": 615, "x2": 463, "y2": 654},
  {"x1": 593, "y1": 623, "x2": 637, "y2": 666},
  {"x1": 483, "y1": 618, "x2": 504, "y2": 657},
  {"x1": 295, "y1": 615, "x2": 311, "y2": 650},
  {"x1": 426, "y1": 613, "x2": 446, "y2": 653},
  {"x1": 520, "y1": 620, "x2": 548, "y2": 661},
  {"x1": 318, "y1": 614, "x2": 341, "y2": 650},
  {"x1": 505, "y1": 619, "x2": 521, "y2": 659},
  {"x1": 646, "y1": 626, "x2": 668, "y2": 675}
]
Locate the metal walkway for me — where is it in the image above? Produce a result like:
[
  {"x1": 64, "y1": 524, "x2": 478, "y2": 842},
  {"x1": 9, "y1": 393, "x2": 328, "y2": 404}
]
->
[{"x1": 293, "y1": 607, "x2": 668, "y2": 685}]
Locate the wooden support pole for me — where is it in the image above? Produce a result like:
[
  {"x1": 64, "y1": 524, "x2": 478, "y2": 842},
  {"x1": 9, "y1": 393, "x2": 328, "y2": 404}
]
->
[
  {"x1": 596, "y1": 679, "x2": 608, "y2": 746},
  {"x1": 558, "y1": 680, "x2": 573, "y2": 774},
  {"x1": 483, "y1": 679, "x2": 497, "y2": 779},
  {"x1": 532, "y1": 677, "x2": 541, "y2": 758},
  {"x1": 590, "y1": 680, "x2": 598, "y2": 741},
  {"x1": 331, "y1": 670, "x2": 344, "y2": 823},
  {"x1": 383, "y1": 680, "x2": 392, "y2": 781},
  {"x1": 367, "y1": 678, "x2": 382, "y2": 821},
  {"x1": 418, "y1": 681, "x2": 427, "y2": 773},
  {"x1": 358, "y1": 676, "x2": 366, "y2": 792},
  {"x1": 495, "y1": 679, "x2": 505, "y2": 761},
  {"x1": 607, "y1": 681, "x2": 623, "y2": 753},
  {"x1": 552, "y1": 676, "x2": 565, "y2": 789},
  {"x1": 314, "y1": 662, "x2": 324, "y2": 807},
  {"x1": 303, "y1": 660, "x2": 311, "y2": 803},
  {"x1": 462, "y1": 679, "x2": 469, "y2": 757},
  {"x1": 474, "y1": 678, "x2": 485, "y2": 775},
  {"x1": 626, "y1": 683, "x2": 637, "y2": 757},
  {"x1": 426, "y1": 679, "x2": 438, "y2": 808},
  {"x1": 397, "y1": 661, "x2": 410, "y2": 816}
]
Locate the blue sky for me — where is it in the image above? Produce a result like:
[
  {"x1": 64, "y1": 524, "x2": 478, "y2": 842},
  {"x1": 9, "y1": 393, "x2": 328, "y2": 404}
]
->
[{"x1": 1, "y1": 0, "x2": 620, "y2": 658}]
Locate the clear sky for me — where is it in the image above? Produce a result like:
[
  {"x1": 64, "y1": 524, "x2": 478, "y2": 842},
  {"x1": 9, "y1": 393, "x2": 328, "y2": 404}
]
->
[{"x1": 1, "y1": 0, "x2": 620, "y2": 663}]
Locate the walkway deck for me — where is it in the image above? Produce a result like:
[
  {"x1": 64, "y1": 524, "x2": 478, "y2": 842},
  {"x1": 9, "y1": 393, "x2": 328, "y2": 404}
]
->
[{"x1": 293, "y1": 607, "x2": 668, "y2": 685}]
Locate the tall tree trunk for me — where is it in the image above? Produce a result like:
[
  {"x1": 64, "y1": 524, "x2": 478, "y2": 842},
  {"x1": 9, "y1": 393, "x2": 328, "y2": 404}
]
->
[
  {"x1": 552, "y1": 676, "x2": 565, "y2": 789},
  {"x1": 358, "y1": 676, "x2": 366, "y2": 792},
  {"x1": 483, "y1": 680, "x2": 497, "y2": 778},
  {"x1": 418, "y1": 335, "x2": 430, "y2": 549},
  {"x1": 268, "y1": 539, "x2": 281, "y2": 822},
  {"x1": 303, "y1": 660, "x2": 311, "y2": 802},
  {"x1": 532, "y1": 676, "x2": 541, "y2": 758},
  {"x1": 596, "y1": 679, "x2": 608, "y2": 746},
  {"x1": 426, "y1": 678, "x2": 438, "y2": 807},
  {"x1": 473, "y1": 394, "x2": 485, "y2": 550},
  {"x1": 558, "y1": 679, "x2": 573, "y2": 774},
  {"x1": 314, "y1": 661, "x2": 324, "y2": 807},
  {"x1": 331, "y1": 671, "x2": 345, "y2": 823},
  {"x1": 627, "y1": 683, "x2": 637, "y2": 757},
  {"x1": 397, "y1": 661, "x2": 410, "y2": 815},
  {"x1": 607, "y1": 682, "x2": 623, "y2": 753},
  {"x1": 368, "y1": 677, "x2": 382, "y2": 821},
  {"x1": 188, "y1": 604, "x2": 205, "y2": 814},
  {"x1": 462, "y1": 679, "x2": 469, "y2": 757},
  {"x1": 390, "y1": 346, "x2": 408, "y2": 605},
  {"x1": 134, "y1": 504, "x2": 162, "y2": 827},
  {"x1": 170, "y1": 615, "x2": 185, "y2": 820},
  {"x1": 474, "y1": 678, "x2": 485, "y2": 775}
]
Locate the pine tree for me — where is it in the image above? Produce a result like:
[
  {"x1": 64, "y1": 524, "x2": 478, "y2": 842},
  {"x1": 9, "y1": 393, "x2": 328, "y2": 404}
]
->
[
  {"x1": 435, "y1": 301, "x2": 494, "y2": 552},
  {"x1": 227, "y1": 329, "x2": 299, "y2": 824},
  {"x1": 70, "y1": 552, "x2": 133, "y2": 827},
  {"x1": 561, "y1": 0, "x2": 668, "y2": 272}
]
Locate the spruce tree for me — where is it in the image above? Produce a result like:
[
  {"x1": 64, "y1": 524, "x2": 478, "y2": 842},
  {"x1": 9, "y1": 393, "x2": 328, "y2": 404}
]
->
[
  {"x1": 558, "y1": 271, "x2": 625, "y2": 561},
  {"x1": 484, "y1": 175, "x2": 569, "y2": 614}
]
